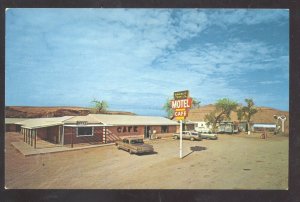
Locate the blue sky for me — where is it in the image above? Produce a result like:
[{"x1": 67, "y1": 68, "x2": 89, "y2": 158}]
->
[{"x1": 5, "y1": 9, "x2": 289, "y2": 116}]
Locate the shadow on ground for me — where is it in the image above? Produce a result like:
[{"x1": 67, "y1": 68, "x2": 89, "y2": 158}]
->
[
  {"x1": 190, "y1": 146, "x2": 207, "y2": 152},
  {"x1": 182, "y1": 146, "x2": 207, "y2": 159},
  {"x1": 137, "y1": 151, "x2": 158, "y2": 156}
]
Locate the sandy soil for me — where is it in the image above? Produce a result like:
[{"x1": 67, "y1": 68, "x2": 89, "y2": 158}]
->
[{"x1": 5, "y1": 132, "x2": 288, "y2": 189}]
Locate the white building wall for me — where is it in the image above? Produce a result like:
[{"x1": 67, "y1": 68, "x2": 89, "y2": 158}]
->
[{"x1": 194, "y1": 121, "x2": 212, "y2": 132}]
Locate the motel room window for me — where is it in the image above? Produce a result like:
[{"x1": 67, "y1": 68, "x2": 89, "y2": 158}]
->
[
  {"x1": 161, "y1": 126, "x2": 169, "y2": 133},
  {"x1": 77, "y1": 127, "x2": 94, "y2": 137}
]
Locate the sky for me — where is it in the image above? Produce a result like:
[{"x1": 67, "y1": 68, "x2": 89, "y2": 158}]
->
[{"x1": 5, "y1": 9, "x2": 289, "y2": 116}]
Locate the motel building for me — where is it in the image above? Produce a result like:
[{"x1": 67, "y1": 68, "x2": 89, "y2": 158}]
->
[{"x1": 5, "y1": 114, "x2": 179, "y2": 149}]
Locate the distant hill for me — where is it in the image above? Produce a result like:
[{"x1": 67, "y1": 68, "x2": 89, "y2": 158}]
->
[
  {"x1": 5, "y1": 106, "x2": 136, "y2": 118},
  {"x1": 187, "y1": 104, "x2": 289, "y2": 132}
]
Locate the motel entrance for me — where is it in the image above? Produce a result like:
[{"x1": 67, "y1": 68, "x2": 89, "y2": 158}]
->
[{"x1": 144, "y1": 126, "x2": 151, "y2": 139}]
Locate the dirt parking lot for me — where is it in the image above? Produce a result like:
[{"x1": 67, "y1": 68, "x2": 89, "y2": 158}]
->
[{"x1": 5, "y1": 132, "x2": 288, "y2": 189}]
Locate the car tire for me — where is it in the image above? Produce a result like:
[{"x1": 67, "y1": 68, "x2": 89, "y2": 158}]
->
[
  {"x1": 174, "y1": 136, "x2": 179, "y2": 140},
  {"x1": 129, "y1": 150, "x2": 133, "y2": 154},
  {"x1": 191, "y1": 137, "x2": 195, "y2": 141},
  {"x1": 117, "y1": 146, "x2": 120, "y2": 150}
]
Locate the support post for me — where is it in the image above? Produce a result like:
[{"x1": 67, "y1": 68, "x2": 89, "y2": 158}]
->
[
  {"x1": 62, "y1": 126, "x2": 64, "y2": 146},
  {"x1": 28, "y1": 129, "x2": 30, "y2": 144},
  {"x1": 23, "y1": 128, "x2": 25, "y2": 142},
  {"x1": 71, "y1": 127, "x2": 74, "y2": 148},
  {"x1": 25, "y1": 129, "x2": 28, "y2": 144},
  {"x1": 281, "y1": 119, "x2": 286, "y2": 133},
  {"x1": 30, "y1": 130, "x2": 33, "y2": 146},
  {"x1": 180, "y1": 120, "x2": 183, "y2": 159},
  {"x1": 58, "y1": 126, "x2": 61, "y2": 145},
  {"x1": 27, "y1": 129, "x2": 29, "y2": 144},
  {"x1": 34, "y1": 129, "x2": 37, "y2": 149}
]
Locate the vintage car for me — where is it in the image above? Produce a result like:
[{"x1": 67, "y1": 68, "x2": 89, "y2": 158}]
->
[
  {"x1": 173, "y1": 131, "x2": 202, "y2": 141},
  {"x1": 200, "y1": 131, "x2": 218, "y2": 140},
  {"x1": 115, "y1": 137, "x2": 154, "y2": 154}
]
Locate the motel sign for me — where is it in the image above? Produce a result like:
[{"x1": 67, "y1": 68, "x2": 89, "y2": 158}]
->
[
  {"x1": 171, "y1": 90, "x2": 192, "y2": 159},
  {"x1": 171, "y1": 90, "x2": 192, "y2": 120},
  {"x1": 171, "y1": 98, "x2": 192, "y2": 109}
]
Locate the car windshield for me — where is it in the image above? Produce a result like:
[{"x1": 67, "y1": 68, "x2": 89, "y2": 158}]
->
[{"x1": 130, "y1": 139, "x2": 144, "y2": 144}]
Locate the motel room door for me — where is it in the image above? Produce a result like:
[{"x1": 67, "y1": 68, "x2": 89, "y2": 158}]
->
[{"x1": 144, "y1": 126, "x2": 151, "y2": 139}]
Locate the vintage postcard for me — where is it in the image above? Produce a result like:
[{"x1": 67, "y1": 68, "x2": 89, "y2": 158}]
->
[{"x1": 5, "y1": 8, "x2": 289, "y2": 190}]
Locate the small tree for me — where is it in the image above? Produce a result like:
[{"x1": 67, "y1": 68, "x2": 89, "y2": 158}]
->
[
  {"x1": 204, "y1": 111, "x2": 220, "y2": 132},
  {"x1": 91, "y1": 99, "x2": 108, "y2": 113},
  {"x1": 163, "y1": 98, "x2": 174, "y2": 119},
  {"x1": 236, "y1": 107, "x2": 244, "y2": 122},
  {"x1": 191, "y1": 98, "x2": 201, "y2": 109},
  {"x1": 241, "y1": 98, "x2": 258, "y2": 133},
  {"x1": 204, "y1": 98, "x2": 238, "y2": 132}
]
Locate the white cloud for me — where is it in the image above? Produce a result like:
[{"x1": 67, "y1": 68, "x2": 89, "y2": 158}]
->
[
  {"x1": 259, "y1": 81, "x2": 282, "y2": 85},
  {"x1": 6, "y1": 9, "x2": 289, "y2": 114}
]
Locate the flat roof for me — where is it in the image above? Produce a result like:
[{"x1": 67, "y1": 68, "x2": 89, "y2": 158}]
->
[
  {"x1": 63, "y1": 115, "x2": 102, "y2": 124},
  {"x1": 88, "y1": 114, "x2": 179, "y2": 126},
  {"x1": 8, "y1": 114, "x2": 178, "y2": 129},
  {"x1": 19, "y1": 116, "x2": 73, "y2": 129},
  {"x1": 5, "y1": 118, "x2": 30, "y2": 124},
  {"x1": 253, "y1": 123, "x2": 276, "y2": 128}
]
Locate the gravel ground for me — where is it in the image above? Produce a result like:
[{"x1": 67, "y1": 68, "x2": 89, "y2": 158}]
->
[{"x1": 5, "y1": 132, "x2": 288, "y2": 189}]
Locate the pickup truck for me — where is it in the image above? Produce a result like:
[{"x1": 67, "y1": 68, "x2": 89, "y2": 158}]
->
[
  {"x1": 173, "y1": 131, "x2": 202, "y2": 141},
  {"x1": 115, "y1": 137, "x2": 154, "y2": 154}
]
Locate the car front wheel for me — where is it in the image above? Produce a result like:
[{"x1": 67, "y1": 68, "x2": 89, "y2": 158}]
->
[
  {"x1": 190, "y1": 137, "x2": 195, "y2": 141},
  {"x1": 174, "y1": 136, "x2": 179, "y2": 140}
]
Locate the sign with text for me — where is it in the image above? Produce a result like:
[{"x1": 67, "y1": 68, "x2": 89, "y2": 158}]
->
[
  {"x1": 171, "y1": 98, "x2": 192, "y2": 109},
  {"x1": 174, "y1": 90, "x2": 189, "y2": 100},
  {"x1": 174, "y1": 108, "x2": 188, "y2": 120},
  {"x1": 171, "y1": 91, "x2": 192, "y2": 120}
]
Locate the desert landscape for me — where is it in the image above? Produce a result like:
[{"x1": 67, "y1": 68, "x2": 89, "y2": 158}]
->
[
  {"x1": 5, "y1": 130, "x2": 288, "y2": 189},
  {"x1": 5, "y1": 106, "x2": 135, "y2": 118},
  {"x1": 5, "y1": 105, "x2": 289, "y2": 189}
]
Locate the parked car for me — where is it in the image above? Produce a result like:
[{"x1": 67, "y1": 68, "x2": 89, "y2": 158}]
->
[
  {"x1": 194, "y1": 127, "x2": 211, "y2": 133},
  {"x1": 173, "y1": 131, "x2": 202, "y2": 141},
  {"x1": 115, "y1": 137, "x2": 154, "y2": 154},
  {"x1": 200, "y1": 131, "x2": 218, "y2": 140}
]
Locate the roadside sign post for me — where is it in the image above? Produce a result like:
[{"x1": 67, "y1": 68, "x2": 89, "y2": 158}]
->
[
  {"x1": 171, "y1": 90, "x2": 192, "y2": 159},
  {"x1": 180, "y1": 120, "x2": 183, "y2": 158}
]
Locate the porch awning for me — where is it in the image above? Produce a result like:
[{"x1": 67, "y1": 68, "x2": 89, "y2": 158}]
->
[{"x1": 253, "y1": 124, "x2": 276, "y2": 128}]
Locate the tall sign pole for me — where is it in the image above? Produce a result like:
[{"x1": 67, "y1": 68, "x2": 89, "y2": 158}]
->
[
  {"x1": 171, "y1": 90, "x2": 192, "y2": 159},
  {"x1": 180, "y1": 120, "x2": 183, "y2": 158}
]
